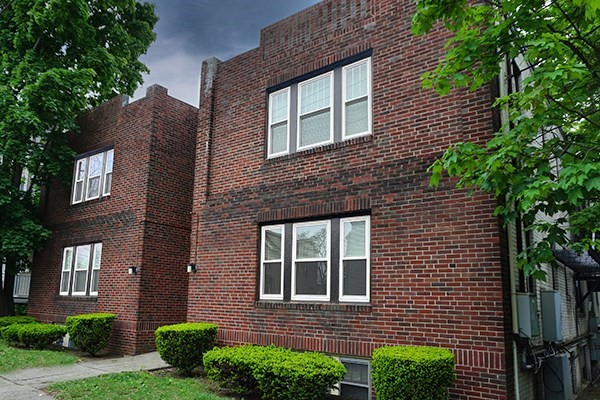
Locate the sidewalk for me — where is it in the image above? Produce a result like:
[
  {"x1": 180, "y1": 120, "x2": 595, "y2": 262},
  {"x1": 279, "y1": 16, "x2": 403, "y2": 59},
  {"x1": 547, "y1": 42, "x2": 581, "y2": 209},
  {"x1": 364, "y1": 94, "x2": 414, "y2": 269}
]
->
[{"x1": 0, "y1": 352, "x2": 168, "y2": 399}]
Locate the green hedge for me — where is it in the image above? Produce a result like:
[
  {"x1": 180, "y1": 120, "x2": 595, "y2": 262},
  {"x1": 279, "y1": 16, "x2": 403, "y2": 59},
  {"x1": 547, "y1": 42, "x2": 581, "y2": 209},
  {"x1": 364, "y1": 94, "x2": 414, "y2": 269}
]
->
[
  {"x1": 0, "y1": 315, "x2": 37, "y2": 328},
  {"x1": 155, "y1": 322, "x2": 218, "y2": 375},
  {"x1": 1, "y1": 323, "x2": 25, "y2": 344},
  {"x1": 204, "y1": 345, "x2": 346, "y2": 400},
  {"x1": 18, "y1": 323, "x2": 67, "y2": 349},
  {"x1": 371, "y1": 346, "x2": 455, "y2": 400},
  {"x1": 65, "y1": 313, "x2": 116, "y2": 356}
]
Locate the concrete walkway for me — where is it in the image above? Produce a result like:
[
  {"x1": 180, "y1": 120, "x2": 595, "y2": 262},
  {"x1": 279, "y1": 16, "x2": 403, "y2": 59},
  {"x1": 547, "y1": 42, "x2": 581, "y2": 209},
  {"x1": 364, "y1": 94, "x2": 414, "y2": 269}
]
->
[{"x1": 0, "y1": 352, "x2": 168, "y2": 399}]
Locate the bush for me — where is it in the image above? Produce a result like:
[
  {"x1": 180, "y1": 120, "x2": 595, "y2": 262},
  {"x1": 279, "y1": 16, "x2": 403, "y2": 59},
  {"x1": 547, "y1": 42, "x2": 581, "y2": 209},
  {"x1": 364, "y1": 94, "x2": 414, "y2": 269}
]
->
[
  {"x1": 155, "y1": 322, "x2": 218, "y2": 375},
  {"x1": 1, "y1": 323, "x2": 25, "y2": 344},
  {"x1": 0, "y1": 315, "x2": 37, "y2": 328},
  {"x1": 204, "y1": 345, "x2": 346, "y2": 400},
  {"x1": 65, "y1": 313, "x2": 116, "y2": 356},
  {"x1": 18, "y1": 323, "x2": 67, "y2": 349},
  {"x1": 371, "y1": 345, "x2": 455, "y2": 400}
]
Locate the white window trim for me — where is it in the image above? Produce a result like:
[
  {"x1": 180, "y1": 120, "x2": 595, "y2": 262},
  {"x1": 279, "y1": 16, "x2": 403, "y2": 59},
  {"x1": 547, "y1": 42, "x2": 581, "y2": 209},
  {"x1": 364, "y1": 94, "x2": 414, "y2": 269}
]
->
[
  {"x1": 59, "y1": 247, "x2": 73, "y2": 296},
  {"x1": 297, "y1": 72, "x2": 334, "y2": 151},
  {"x1": 260, "y1": 225, "x2": 285, "y2": 300},
  {"x1": 71, "y1": 244, "x2": 91, "y2": 296},
  {"x1": 90, "y1": 243, "x2": 102, "y2": 296},
  {"x1": 339, "y1": 216, "x2": 371, "y2": 303},
  {"x1": 267, "y1": 88, "x2": 290, "y2": 158},
  {"x1": 72, "y1": 149, "x2": 113, "y2": 205},
  {"x1": 292, "y1": 220, "x2": 331, "y2": 302},
  {"x1": 342, "y1": 58, "x2": 372, "y2": 140},
  {"x1": 72, "y1": 158, "x2": 87, "y2": 204}
]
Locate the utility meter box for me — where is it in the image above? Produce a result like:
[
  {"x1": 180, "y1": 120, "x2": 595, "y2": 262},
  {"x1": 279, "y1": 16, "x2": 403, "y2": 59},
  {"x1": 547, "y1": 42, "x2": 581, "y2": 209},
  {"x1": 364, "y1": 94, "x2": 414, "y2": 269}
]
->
[
  {"x1": 543, "y1": 354, "x2": 573, "y2": 400},
  {"x1": 541, "y1": 291, "x2": 563, "y2": 342},
  {"x1": 516, "y1": 293, "x2": 539, "y2": 337}
]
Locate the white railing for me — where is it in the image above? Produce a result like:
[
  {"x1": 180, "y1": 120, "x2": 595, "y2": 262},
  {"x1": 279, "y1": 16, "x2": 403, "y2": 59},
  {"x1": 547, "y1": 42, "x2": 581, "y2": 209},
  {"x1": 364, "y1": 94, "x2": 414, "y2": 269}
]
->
[{"x1": 13, "y1": 273, "x2": 31, "y2": 298}]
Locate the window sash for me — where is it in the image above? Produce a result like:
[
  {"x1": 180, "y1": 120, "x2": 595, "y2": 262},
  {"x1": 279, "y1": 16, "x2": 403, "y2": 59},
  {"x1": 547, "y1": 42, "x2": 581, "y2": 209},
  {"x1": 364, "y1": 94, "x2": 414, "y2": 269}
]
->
[
  {"x1": 59, "y1": 247, "x2": 74, "y2": 295},
  {"x1": 260, "y1": 225, "x2": 284, "y2": 300},
  {"x1": 72, "y1": 159, "x2": 87, "y2": 204},
  {"x1": 342, "y1": 58, "x2": 372, "y2": 139},
  {"x1": 297, "y1": 73, "x2": 333, "y2": 151},
  {"x1": 102, "y1": 149, "x2": 114, "y2": 196},
  {"x1": 90, "y1": 243, "x2": 102, "y2": 296},
  {"x1": 339, "y1": 216, "x2": 370, "y2": 302},
  {"x1": 267, "y1": 89, "x2": 290, "y2": 157},
  {"x1": 292, "y1": 220, "x2": 331, "y2": 301},
  {"x1": 72, "y1": 245, "x2": 91, "y2": 296}
]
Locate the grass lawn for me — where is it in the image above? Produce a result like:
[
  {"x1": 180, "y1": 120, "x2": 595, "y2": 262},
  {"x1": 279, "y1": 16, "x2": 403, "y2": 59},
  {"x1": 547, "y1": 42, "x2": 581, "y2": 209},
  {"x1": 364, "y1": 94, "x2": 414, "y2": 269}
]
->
[
  {"x1": 0, "y1": 339, "x2": 80, "y2": 373},
  {"x1": 48, "y1": 371, "x2": 234, "y2": 400}
]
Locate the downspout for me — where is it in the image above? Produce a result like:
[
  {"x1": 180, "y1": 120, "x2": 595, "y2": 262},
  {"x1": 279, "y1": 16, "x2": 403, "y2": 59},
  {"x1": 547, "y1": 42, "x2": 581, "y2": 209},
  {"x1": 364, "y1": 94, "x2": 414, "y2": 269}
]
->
[{"x1": 500, "y1": 56, "x2": 521, "y2": 400}]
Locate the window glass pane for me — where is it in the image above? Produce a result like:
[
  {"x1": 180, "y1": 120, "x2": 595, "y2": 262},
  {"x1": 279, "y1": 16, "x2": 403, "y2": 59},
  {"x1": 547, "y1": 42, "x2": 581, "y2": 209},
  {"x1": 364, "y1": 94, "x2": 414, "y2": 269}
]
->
[
  {"x1": 270, "y1": 123, "x2": 288, "y2": 154},
  {"x1": 74, "y1": 181, "x2": 84, "y2": 202},
  {"x1": 73, "y1": 271, "x2": 87, "y2": 293},
  {"x1": 300, "y1": 75, "x2": 330, "y2": 114},
  {"x1": 345, "y1": 98, "x2": 369, "y2": 136},
  {"x1": 103, "y1": 173, "x2": 112, "y2": 195},
  {"x1": 344, "y1": 220, "x2": 366, "y2": 257},
  {"x1": 340, "y1": 384, "x2": 369, "y2": 400},
  {"x1": 77, "y1": 159, "x2": 87, "y2": 180},
  {"x1": 88, "y1": 154, "x2": 103, "y2": 178},
  {"x1": 343, "y1": 260, "x2": 367, "y2": 296},
  {"x1": 93, "y1": 244, "x2": 102, "y2": 269},
  {"x1": 62, "y1": 249, "x2": 73, "y2": 272},
  {"x1": 296, "y1": 224, "x2": 328, "y2": 259},
  {"x1": 265, "y1": 228, "x2": 282, "y2": 260},
  {"x1": 271, "y1": 91, "x2": 288, "y2": 123},
  {"x1": 75, "y1": 245, "x2": 91, "y2": 271},
  {"x1": 60, "y1": 272, "x2": 70, "y2": 293},
  {"x1": 263, "y1": 262, "x2": 282, "y2": 295},
  {"x1": 295, "y1": 261, "x2": 327, "y2": 295},
  {"x1": 87, "y1": 176, "x2": 100, "y2": 198},
  {"x1": 343, "y1": 362, "x2": 369, "y2": 384},
  {"x1": 345, "y1": 62, "x2": 368, "y2": 101},
  {"x1": 105, "y1": 150, "x2": 114, "y2": 173},
  {"x1": 91, "y1": 270, "x2": 99, "y2": 294},
  {"x1": 299, "y1": 110, "x2": 330, "y2": 147}
]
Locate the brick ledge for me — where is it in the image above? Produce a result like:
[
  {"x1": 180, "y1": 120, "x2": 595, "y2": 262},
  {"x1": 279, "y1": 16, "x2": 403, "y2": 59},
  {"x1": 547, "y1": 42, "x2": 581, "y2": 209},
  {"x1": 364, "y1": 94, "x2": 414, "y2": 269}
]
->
[{"x1": 255, "y1": 301, "x2": 371, "y2": 313}]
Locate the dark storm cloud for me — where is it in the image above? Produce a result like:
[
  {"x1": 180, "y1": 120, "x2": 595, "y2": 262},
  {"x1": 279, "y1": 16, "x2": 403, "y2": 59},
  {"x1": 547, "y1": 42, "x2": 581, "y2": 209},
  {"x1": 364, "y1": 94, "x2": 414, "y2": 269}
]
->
[{"x1": 133, "y1": 0, "x2": 321, "y2": 106}]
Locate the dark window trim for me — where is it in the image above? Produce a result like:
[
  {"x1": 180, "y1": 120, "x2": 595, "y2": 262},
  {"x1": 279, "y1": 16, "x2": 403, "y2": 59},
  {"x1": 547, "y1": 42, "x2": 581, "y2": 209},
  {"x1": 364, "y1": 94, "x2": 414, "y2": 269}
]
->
[{"x1": 74, "y1": 145, "x2": 114, "y2": 161}]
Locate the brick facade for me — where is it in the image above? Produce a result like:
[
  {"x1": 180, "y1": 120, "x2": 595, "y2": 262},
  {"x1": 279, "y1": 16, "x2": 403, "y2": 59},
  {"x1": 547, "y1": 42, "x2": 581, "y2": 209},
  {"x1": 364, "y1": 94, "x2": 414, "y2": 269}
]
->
[
  {"x1": 28, "y1": 85, "x2": 198, "y2": 355},
  {"x1": 187, "y1": 1, "x2": 513, "y2": 399}
]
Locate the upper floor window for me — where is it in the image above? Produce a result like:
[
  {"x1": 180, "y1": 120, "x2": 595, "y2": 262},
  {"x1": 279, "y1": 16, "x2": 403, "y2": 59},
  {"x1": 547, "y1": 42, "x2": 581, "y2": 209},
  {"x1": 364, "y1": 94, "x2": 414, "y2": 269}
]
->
[
  {"x1": 260, "y1": 215, "x2": 370, "y2": 303},
  {"x1": 72, "y1": 148, "x2": 113, "y2": 204},
  {"x1": 267, "y1": 55, "x2": 372, "y2": 158},
  {"x1": 59, "y1": 242, "x2": 102, "y2": 297}
]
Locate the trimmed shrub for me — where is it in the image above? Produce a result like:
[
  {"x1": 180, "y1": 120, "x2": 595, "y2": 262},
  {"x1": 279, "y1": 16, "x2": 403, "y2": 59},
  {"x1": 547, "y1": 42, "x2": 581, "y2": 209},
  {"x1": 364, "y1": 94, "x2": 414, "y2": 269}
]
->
[
  {"x1": 371, "y1": 345, "x2": 455, "y2": 400},
  {"x1": 18, "y1": 323, "x2": 67, "y2": 349},
  {"x1": 1, "y1": 323, "x2": 26, "y2": 344},
  {"x1": 0, "y1": 315, "x2": 37, "y2": 328},
  {"x1": 155, "y1": 322, "x2": 218, "y2": 375},
  {"x1": 204, "y1": 345, "x2": 346, "y2": 400},
  {"x1": 65, "y1": 313, "x2": 116, "y2": 356}
]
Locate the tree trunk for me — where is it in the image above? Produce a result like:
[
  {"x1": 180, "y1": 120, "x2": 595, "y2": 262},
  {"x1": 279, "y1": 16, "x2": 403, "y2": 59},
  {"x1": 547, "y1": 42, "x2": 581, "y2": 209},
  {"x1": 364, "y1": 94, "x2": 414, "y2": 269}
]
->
[{"x1": 0, "y1": 258, "x2": 16, "y2": 316}]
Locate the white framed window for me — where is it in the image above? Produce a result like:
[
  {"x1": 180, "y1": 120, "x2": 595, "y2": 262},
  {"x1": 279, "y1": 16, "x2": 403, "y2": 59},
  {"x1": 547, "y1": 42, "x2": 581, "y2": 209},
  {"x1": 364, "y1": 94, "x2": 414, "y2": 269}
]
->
[
  {"x1": 266, "y1": 54, "x2": 372, "y2": 158},
  {"x1": 59, "y1": 243, "x2": 102, "y2": 297},
  {"x1": 339, "y1": 216, "x2": 370, "y2": 303},
  {"x1": 267, "y1": 89, "x2": 290, "y2": 158},
  {"x1": 260, "y1": 225, "x2": 285, "y2": 300},
  {"x1": 292, "y1": 220, "x2": 331, "y2": 301},
  {"x1": 342, "y1": 58, "x2": 372, "y2": 139},
  {"x1": 59, "y1": 248, "x2": 74, "y2": 296},
  {"x1": 298, "y1": 72, "x2": 333, "y2": 150},
  {"x1": 72, "y1": 148, "x2": 114, "y2": 204}
]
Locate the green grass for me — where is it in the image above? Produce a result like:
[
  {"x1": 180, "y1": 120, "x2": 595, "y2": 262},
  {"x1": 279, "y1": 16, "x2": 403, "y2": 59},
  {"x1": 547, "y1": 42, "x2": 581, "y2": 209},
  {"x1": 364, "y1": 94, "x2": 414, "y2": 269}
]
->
[
  {"x1": 0, "y1": 339, "x2": 79, "y2": 373},
  {"x1": 48, "y1": 371, "x2": 233, "y2": 400}
]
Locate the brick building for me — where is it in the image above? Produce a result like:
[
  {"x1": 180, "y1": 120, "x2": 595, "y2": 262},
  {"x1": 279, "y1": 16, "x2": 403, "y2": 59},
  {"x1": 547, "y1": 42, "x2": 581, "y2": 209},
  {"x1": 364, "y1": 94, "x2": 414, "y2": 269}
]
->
[
  {"x1": 27, "y1": 0, "x2": 600, "y2": 399},
  {"x1": 28, "y1": 85, "x2": 198, "y2": 354}
]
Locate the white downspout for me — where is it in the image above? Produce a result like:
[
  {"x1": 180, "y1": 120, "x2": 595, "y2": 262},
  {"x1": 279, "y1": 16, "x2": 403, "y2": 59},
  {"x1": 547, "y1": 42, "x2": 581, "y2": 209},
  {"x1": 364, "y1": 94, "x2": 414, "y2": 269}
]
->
[{"x1": 499, "y1": 56, "x2": 521, "y2": 400}]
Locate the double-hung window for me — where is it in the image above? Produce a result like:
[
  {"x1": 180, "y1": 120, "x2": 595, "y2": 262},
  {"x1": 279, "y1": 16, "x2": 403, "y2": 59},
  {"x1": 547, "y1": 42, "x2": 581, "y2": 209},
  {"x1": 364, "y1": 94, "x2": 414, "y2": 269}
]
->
[
  {"x1": 72, "y1": 148, "x2": 114, "y2": 204},
  {"x1": 59, "y1": 243, "x2": 102, "y2": 297},
  {"x1": 266, "y1": 53, "x2": 372, "y2": 158},
  {"x1": 259, "y1": 216, "x2": 370, "y2": 303}
]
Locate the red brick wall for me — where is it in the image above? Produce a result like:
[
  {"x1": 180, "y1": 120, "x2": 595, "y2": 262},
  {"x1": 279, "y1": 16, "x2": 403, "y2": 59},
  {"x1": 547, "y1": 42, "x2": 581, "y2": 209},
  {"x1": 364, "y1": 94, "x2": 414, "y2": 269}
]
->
[
  {"x1": 29, "y1": 85, "x2": 198, "y2": 355},
  {"x1": 188, "y1": 0, "x2": 511, "y2": 399}
]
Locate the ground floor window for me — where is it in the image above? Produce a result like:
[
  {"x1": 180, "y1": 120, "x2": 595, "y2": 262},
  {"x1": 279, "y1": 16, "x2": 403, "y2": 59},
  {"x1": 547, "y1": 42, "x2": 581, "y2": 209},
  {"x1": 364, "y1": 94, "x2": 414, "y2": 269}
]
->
[
  {"x1": 260, "y1": 215, "x2": 370, "y2": 303},
  {"x1": 59, "y1": 243, "x2": 102, "y2": 297},
  {"x1": 339, "y1": 358, "x2": 370, "y2": 400}
]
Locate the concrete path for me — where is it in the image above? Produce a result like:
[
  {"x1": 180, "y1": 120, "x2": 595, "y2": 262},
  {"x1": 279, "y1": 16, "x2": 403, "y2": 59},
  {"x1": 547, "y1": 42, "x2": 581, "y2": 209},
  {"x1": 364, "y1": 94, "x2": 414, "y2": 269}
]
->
[{"x1": 0, "y1": 352, "x2": 168, "y2": 400}]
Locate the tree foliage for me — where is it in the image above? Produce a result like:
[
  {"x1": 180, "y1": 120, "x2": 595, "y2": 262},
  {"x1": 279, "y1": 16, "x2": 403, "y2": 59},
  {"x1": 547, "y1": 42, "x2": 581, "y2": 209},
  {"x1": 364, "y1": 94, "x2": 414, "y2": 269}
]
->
[
  {"x1": 413, "y1": 0, "x2": 600, "y2": 279},
  {"x1": 0, "y1": 0, "x2": 157, "y2": 314}
]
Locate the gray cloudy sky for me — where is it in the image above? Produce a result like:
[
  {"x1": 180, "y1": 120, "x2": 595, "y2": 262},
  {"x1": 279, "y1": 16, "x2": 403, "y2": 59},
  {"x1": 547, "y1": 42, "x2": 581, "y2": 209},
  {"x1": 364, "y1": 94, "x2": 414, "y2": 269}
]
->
[{"x1": 133, "y1": 0, "x2": 321, "y2": 106}]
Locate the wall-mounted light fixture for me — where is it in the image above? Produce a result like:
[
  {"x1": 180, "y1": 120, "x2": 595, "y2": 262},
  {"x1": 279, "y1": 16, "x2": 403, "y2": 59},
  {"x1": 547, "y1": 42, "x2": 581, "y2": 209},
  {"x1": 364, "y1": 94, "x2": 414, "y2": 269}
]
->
[
  {"x1": 128, "y1": 266, "x2": 137, "y2": 275},
  {"x1": 187, "y1": 263, "x2": 197, "y2": 273}
]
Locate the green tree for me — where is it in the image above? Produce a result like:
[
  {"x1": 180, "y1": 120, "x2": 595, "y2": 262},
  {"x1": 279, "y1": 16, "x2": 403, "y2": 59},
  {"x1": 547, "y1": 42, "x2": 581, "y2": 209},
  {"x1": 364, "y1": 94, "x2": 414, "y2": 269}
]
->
[
  {"x1": 413, "y1": 0, "x2": 599, "y2": 279},
  {"x1": 0, "y1": 0, "x2": 158, "y2": 315}
]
